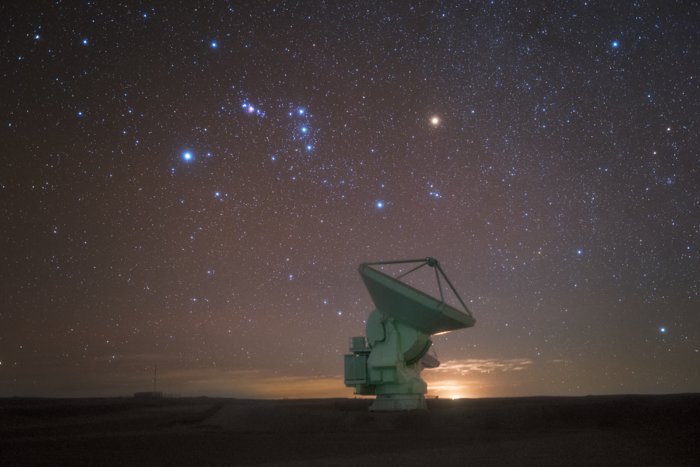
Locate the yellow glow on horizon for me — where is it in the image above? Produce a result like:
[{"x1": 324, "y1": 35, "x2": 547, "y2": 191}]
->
[
  {"x1": 424, "y1": 377, "x2": 479, "y2": 399},
  {"x1": 13, "y1": 354, "x2": 539, "y2": 399}
]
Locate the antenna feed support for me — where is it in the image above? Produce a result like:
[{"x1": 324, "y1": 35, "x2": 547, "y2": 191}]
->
[{"x1": 426, "y1": 257, "x2": 439, "y2": 267}]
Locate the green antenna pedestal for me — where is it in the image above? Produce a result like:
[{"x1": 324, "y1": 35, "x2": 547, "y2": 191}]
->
[{"x1": 344, "y1": 258, "x2": 475, "y2": 411}]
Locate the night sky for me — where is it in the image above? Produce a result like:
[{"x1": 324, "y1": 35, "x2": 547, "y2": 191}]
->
[{"x1": 2, "y1": 1, "x2": 699, "y2": 399}]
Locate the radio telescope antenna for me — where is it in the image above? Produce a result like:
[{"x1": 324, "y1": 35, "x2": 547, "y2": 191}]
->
[{"x1": 344, "y1": 257, "x2": 475, "y2": 410}]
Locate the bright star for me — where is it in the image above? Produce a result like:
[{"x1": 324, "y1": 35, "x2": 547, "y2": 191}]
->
[
  {"x1": 430, "y1": 115, "x2": 440, "y2": 126},
  {"x1": 82, "y1": 38, "x2": 88, "y2": 46},
  {"x1": 298, "y1": 108, "x2": 305, "y2": 115},
  {"x1": 659, "y1": 326, "x2": 667, "y2": 334},
  {"x1": 375, "y1": 200, "x2": 385, "y2": 209},
  {"x1": 611, "y1": 40, "x2": 619, "y2": 48},
  {"x1": 576, "y1": 249, "x2": 583, "y2": 256},
  {"x1": 210, "y1": 40, "x2": 218, "y2": 49},
  {"x1": 182, "y1": 151, "x2": 193, "y2": 162},
  {"x1": 306, "y1": 144, "x2": 313, "y2": 151},
  {"x1": 300, "y1": 126, "x2": 308, "y2": 134}
]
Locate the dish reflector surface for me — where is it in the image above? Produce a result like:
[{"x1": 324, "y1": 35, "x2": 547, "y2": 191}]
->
[{"x1": 359, "y1": 263, "x2": 475, "y2": 335}]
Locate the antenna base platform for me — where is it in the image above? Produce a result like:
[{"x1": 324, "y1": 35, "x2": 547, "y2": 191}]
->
[{"x1": 370, "y1": 394, "x2": 426, "y2": 411}]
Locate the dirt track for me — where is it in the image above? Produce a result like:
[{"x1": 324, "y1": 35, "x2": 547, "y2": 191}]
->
[{"x1": 1, "y1": 394, "x2": 698, "y2": 466}]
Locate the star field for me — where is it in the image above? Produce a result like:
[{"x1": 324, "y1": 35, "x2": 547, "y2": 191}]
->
[{"x1": 1, "y1": 1, "x2": 698, "y2": 398}]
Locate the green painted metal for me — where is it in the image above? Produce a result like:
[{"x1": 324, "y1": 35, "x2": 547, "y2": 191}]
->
[
  {"x1": 359, "y1": 263, "x2": 475, "y2": 334},
  {"x1": 344, "y1": 258, "x2": 476, "y2": 411},
  {"x1": 344, "y1": 354, "x2": 368, "y2": 384}
]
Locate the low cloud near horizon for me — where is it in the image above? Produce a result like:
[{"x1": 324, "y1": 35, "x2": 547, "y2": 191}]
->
[{"x1": 2, "y1": 353, "x2": 553, "y2": 399}]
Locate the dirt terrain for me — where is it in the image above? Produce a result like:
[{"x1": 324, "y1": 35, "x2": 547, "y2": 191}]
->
[{"x1": 1, "y1": 394, "x2": 698, "y2": 466}]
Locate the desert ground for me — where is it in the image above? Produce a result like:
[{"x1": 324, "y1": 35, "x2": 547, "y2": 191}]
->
[{"x1": 1, "y1": 394, "x2": 698, "y2": 466}]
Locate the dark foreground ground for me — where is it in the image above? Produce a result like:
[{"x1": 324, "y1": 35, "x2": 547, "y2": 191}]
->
[{"x1": 1, "y1": 394, "x2": 699, "y2": 466}]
